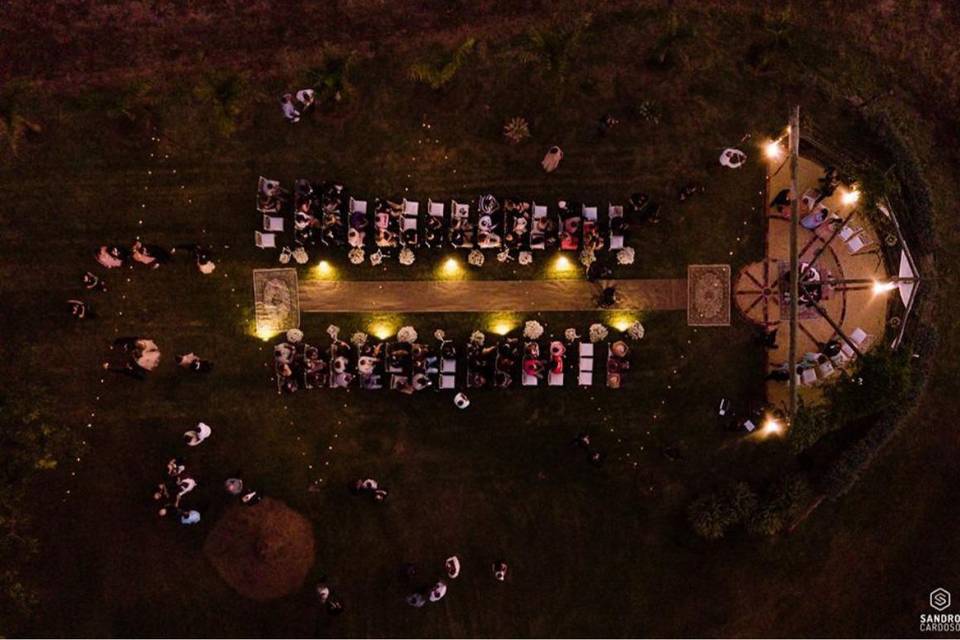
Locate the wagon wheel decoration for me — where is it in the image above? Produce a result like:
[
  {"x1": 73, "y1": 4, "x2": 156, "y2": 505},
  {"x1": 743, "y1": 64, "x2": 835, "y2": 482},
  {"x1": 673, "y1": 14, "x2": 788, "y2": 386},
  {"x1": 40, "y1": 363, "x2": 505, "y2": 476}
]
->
[{"x1": 735, "y1": 259, "x2": 780, "y2": 328}]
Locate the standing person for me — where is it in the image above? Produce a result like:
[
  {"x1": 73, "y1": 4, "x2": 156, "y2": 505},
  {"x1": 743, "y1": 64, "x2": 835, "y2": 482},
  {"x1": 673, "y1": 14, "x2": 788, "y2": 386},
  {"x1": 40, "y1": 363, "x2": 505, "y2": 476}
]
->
[
  {"x1": 83, "y1": 272, "x2": 107, "y2": 292},
  {"x1": 815, "y1": 166, "x2": 840, "y2": 205},
  {"x1": 280, "y1": 93, "x2": 300, "y2": 123},
  {"x1": 67, "y1": 300, "x2": 90, "y2": 319},
  {"x1": 541, "y1": 146, "x2": 563, "y2": 173},
  {"x1": 176, "y1": 352, "x2": 214, "y2": 373},
  {"x1": 296, "y1": 89, "x2": 316, "y2": 113}
]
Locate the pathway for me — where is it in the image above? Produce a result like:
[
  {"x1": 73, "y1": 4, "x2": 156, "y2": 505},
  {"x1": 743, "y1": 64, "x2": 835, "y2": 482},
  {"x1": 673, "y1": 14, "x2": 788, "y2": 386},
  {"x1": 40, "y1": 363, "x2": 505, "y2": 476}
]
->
[{"x1": 299, "y1": 278, "x2": 688, "y2": 312}]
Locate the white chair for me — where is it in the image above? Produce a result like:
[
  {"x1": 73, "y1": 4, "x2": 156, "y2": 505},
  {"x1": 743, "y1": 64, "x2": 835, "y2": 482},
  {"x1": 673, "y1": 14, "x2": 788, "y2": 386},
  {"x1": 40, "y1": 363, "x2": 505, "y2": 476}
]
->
[
  {"x1": 818, "y1": 360, "x2": 836, "y2": 379},
  {"x1": 450, "y1": 200, "x2": 474, "y2": 248},
  {"x1": 582, "y1": 205, "x2": 598, "y2": 223},
  {"x1": 845, "y1": 234, "x2": 868, "y2": 254},
  {"x1": 548, "y1": 368, "x2": 564, "y2": 386},
  {"x1": 850, "y1": 328, "x2": 870, "y2": 349},
  {"x1": 801, "y1": 188, "x2": 820, "y2": 212},
  {"x1": 530, "y1": 203, "x2": 548, "y2": 250},
  {"x1": 258, "y1": 176, "x2": 280, "y2": 196},
  {"x1": 608, "y1": 204, "x2": 624, "y2": 250},
  {"x1": 255, "y1": 231, "x2": 276, "y2": 249},
  {"x1": 830, "y1": 350, "x2": 850, "y2": 366},
  {"x1": 578, "y1": 342, "x2": 594, "y2": 386},
  {"x1": 522, "y1": 370, "x2": 539, "y2": 386},
  {"x1": 263, "y1": 215, "x2": 284, "y2": 232},
  {"x1": 743, "y1": 420, "x2": 756, "y2": 433},
  {"x1": 440, "y1": 354, "x2": 456, "y2": 389},
  {"x1": 840, "y1": 341, "x2": 856, "y2": 359},
  {"x1": 350, "y1": 197, "x2": 368, "y2": 214},
  {"x1": 801, "y1": 368, "x2": 817, "y2": 385},
  {"x1": 401, "y1": 200, "x2": 419, "y2": 246},
  {"x1": 839, "y1": 225, "x2": 862, "y2": 242}
]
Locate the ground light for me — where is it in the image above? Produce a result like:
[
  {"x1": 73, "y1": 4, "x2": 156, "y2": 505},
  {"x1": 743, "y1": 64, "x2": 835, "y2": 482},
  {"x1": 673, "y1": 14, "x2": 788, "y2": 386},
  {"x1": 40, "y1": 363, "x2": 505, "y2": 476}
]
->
[
  {"x1": 762, "y1": 417, "x2": 783, "y2": 436},
  {"x1": 440, "y1": 257, "x2": 462, "y2": 277},
  {"x1": 840, "y1": 188, "x2": 861, "y2": 205},
  {"x1": 255, "y1": 327, "x2": 276, "y2": 342},
  {"x1": 764, "y1": 140, "x2": 783, "y2": 160},
  {"x1": 369, "y1": 322, "x2": 395, "y2": 340},
  {"x1": 315, "y1": 260, "x2": 334, "y2": 279},
  {"x1": 872, "y1": 280, "x2": 897, "y2": 295},
  {"x1": 608, "y1": 312, "x2": 635, "y2": 332},
  {"x1": 553, "y1": 255, "x2": 573, "y2": 272},
  {"x1": 488, "y1": 313, "x2": 517, "y2": 335}
]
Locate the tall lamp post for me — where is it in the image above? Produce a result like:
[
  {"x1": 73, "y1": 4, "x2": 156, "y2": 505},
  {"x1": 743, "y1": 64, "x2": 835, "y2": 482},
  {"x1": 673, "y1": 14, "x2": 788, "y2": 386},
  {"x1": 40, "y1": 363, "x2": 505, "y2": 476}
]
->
[{"x1": 788, "y1": 106, "x2": 800, "y2": 421}]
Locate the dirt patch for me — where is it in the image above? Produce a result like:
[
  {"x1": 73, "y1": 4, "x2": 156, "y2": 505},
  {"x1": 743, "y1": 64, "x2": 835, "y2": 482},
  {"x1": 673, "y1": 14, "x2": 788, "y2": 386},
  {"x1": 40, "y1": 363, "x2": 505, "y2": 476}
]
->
[{"x1": 204, "y1": 497, "x2": 315, "y2": 601}]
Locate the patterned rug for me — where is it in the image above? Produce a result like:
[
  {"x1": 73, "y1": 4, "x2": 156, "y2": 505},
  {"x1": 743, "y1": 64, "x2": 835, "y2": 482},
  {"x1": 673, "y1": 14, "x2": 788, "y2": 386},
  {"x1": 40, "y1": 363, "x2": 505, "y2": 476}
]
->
[
  {"x1": 687, "y1": 264, "x2": 731, "y2": 326},
  {"x1": 253, "y1": 268, "x2": 300, "y2": 335}
]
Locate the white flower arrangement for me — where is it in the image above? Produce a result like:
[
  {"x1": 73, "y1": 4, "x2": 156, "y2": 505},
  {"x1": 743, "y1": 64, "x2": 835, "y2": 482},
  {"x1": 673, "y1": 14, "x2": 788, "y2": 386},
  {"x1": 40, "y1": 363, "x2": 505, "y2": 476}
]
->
[
  {"x1": 350, "y1": 331, "x2": 369, "y2": 346},
  {"x1": 470, "y1": 330, "x2": 486, "y2": 345},
  {"x1": 397, "y1": 326, "x2": 418, "y2": 343},
  {"x1": 518, "y1": 251, "x2": 533, "y2": 265},
  {"x1": 278, "y1": 247, "x2": 292, "y2": 264},
  {"x1": 434, "y1": 329, "x2": 446, "y2": 341},
  {"x1": 292, "y1": 247, "x2": 309, "y2": 264},
  {"x1": 348, "y1": 247, "x2": 365, "y2": 264},
  {"x1": 523, "y1": 320, "x2": 544, "y2": 340},
  {"x1": 370, "y1": 251, "x2": 384, "y2": 266},
  {"x1": 626, "y1": 321, "x2": 645, "y2": 340},
  {"x1": 580, "y1": 247, "x2": 596, "y2": 267},
  {"x1": 564, "y1": 328, "x2": 579, "y2": 342},
  {"x1": 286, "y1": 328, "x2": 304, "y2": 344},
  {"x1": 327, "y1": 324, "x2": 340, "y2": 339},
  {"x1": 468, "y1": 249, "x2": 485, "y2": 267},
  {"x1": 398, "y1": 247, "x2": 416, "y2": 266},
  {"x1": 617, "y1": 247, "x2": 635, "y2": 265},
  {"x1": 589, "y1": 323, "x2": 609, "y2": 343},
  {"x1": 496, "y1": 249, "x2": 510, "y2": 263}
]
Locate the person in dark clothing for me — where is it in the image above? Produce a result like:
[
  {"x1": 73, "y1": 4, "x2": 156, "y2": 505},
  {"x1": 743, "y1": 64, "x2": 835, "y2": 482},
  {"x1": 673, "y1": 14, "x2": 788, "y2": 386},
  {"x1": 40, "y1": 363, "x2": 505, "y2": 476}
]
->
[
  {"x1": 598, "y1": 286, "x2": 618, "y2": 308},
  {"x1": 769, "y1": 188, "x2": 791, "y2": 213},
  {"x1": 822, "y1": 339, "x2": 842, "y2": 358},
  {"x1": 763, "y1": 327, "x2": 779, "y2": 349},
  {"x1": 814, "y1": 167, "x2": 840, "y2": 205}
]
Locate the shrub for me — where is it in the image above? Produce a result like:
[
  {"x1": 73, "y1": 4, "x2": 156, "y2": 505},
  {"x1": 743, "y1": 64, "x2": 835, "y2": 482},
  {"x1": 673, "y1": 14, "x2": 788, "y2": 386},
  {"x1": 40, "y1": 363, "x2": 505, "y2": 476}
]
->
[
  {"x1": 687, "y1": 492, "x2": 737, "y2": 540},
  {"x1": 408, "y1": 38, "x2": 476, "y2": 90}
]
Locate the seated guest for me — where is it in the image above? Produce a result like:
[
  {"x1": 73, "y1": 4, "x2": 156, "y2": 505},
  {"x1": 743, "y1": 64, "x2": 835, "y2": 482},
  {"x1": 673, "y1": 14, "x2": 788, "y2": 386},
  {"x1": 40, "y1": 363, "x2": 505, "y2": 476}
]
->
[
  {"x1": 131, "y1": 241, "x2": 171, "y2": 268},
  {"x1": 67, "y1": 299, "x2": 90, "y2": 319},
  {"x1": 176, "y1": 352, "x2": 213, "y2": 373},
  {"x1": 96, "y1": 244, "x2": 128, "y2": 269},
  {"x1": 83, "y1": 272, "x2": 107, "y2": 292}
]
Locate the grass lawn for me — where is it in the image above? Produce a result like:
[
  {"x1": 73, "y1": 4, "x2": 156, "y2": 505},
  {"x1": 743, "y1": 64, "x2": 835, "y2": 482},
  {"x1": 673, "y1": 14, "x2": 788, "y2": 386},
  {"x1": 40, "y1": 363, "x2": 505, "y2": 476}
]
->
[{"x1": 3, "y1": 2, "x2": 960, "y2": 637}]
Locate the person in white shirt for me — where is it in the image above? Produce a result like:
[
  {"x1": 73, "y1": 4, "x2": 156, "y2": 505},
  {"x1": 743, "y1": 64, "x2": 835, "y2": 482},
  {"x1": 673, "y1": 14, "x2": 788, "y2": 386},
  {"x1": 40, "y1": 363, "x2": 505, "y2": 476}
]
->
[{"x1": 280, "y1": 93, "x2": 300, "y2": 123}]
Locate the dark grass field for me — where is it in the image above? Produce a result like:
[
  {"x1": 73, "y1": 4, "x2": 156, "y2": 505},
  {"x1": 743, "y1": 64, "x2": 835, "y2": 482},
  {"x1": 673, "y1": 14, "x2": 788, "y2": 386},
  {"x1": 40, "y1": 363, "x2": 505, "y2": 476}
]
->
[{"x1": 3, "y1": 2, "x2": 960, "y2": 637}]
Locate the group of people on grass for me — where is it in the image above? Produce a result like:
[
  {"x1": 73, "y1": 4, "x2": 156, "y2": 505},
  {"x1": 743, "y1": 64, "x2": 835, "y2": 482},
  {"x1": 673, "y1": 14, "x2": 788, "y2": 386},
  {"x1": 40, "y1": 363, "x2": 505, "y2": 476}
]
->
[
  {"x1": 70, "y1": 240, "x2": 216, "y2": 321},
  {"x1": 95, "y1": 240, "x2": 215, "y2": 273},
  {"x1": 153, "y1": 422, "x2": 265, "y2": 526},
  {"x1": 101, "y1": 336, "x2": 213, "y2": 379}
]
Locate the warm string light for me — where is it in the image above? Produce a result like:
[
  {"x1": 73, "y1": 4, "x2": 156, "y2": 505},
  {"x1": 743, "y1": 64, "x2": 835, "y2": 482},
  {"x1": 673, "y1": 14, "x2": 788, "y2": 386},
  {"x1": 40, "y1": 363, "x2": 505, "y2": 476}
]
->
[{"x1": 872, "y1": 280, "x2": 896, "y2": 294}]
